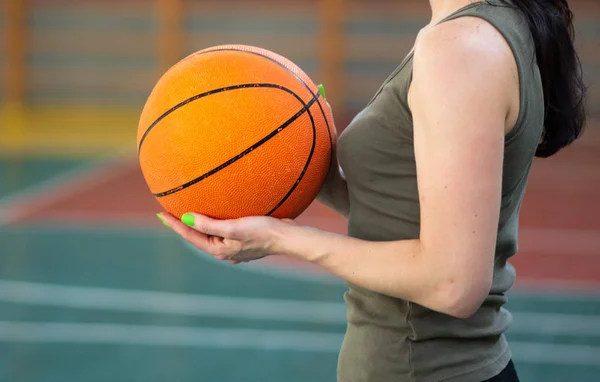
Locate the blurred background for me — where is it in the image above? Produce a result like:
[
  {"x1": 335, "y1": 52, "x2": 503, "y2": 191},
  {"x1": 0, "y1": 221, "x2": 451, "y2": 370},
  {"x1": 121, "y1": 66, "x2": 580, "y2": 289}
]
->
[{"x1": 0, "y1": 0, "x2": 599, "y2": 381}]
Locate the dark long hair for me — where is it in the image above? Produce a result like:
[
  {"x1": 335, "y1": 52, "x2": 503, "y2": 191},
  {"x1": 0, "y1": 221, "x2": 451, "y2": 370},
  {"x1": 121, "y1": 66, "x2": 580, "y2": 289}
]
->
[{"x1": 508, "y1": 0, "x2": 587, "y2": 158}]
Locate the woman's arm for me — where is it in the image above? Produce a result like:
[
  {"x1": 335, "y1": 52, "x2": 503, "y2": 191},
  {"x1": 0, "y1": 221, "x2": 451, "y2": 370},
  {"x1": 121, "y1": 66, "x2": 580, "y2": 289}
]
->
[
  {"x1": 280, "y1": 18, "x2": 515, "y2": 317},
  {"x1": 161, "y1": 17, "x2": 518, "y2": 319}
]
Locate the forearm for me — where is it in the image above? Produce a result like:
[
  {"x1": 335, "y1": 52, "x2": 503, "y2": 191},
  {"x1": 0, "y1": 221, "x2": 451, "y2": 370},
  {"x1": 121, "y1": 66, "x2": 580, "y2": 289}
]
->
[{"x1": 274, "y1": 225, "x2": 469, "y2": 316}]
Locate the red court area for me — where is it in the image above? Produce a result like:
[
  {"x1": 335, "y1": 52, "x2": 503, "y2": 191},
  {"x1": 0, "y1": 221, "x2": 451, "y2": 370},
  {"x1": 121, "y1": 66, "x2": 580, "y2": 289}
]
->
[{"x1": 2, "y1": 123, "x2": 600, "y2": 290}]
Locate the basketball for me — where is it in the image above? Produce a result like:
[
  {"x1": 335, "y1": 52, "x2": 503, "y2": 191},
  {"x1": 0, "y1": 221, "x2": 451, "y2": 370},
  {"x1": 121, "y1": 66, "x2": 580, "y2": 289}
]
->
[{"x1": 137, "y1": 45, "x2": 336, "y2": 220}]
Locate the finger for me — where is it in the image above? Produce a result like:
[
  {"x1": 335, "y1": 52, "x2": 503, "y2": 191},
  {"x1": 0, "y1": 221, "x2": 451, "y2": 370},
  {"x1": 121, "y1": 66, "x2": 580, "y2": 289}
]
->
[
  {"x1": 159, "y1": 212, "x2": 182, "y2": 228},
  {"x1": 181, "y1": 213, "x2": 236, "y2": 238},
  {"x1": 158, "y1": 212, "x2": 214, "y2": 253}
]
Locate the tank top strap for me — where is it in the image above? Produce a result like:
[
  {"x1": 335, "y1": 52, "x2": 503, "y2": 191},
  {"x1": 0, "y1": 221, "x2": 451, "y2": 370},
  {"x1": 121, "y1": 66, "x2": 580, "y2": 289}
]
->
[{"x1": 436, "y1": 1, "x2": 489, "y2": 26}]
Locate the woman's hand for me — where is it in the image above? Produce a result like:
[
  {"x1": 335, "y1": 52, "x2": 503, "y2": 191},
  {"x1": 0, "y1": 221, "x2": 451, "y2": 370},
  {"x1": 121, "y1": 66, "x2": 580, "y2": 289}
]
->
[{"x1": 158, "y1": 212, "x2": 297, "y2": 264}]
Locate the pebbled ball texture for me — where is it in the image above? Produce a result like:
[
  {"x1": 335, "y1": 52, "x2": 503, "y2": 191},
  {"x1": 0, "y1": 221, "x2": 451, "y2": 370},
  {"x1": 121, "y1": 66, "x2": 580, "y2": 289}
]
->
[{"x1": 137, "y1": 45, "x2": 336, "y2": 219}]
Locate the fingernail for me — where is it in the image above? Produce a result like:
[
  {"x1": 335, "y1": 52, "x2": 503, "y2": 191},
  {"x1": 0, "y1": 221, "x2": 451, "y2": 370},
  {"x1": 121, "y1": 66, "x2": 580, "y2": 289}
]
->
[
  {"x1": 318, "y1": 84, "x2": 326, "y2": 99},
  {"x1": 181, "y1": 213, "x2": 195, "y2": 227},
  {"x1": 156, "y1": 213, "x2": 170, "y2": 228}
]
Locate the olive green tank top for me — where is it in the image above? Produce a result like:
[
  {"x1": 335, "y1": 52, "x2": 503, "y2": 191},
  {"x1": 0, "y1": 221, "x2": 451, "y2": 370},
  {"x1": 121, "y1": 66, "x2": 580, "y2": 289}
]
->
[{"x1": 336, "y1": 1, "x2": 544, "y2": 381}]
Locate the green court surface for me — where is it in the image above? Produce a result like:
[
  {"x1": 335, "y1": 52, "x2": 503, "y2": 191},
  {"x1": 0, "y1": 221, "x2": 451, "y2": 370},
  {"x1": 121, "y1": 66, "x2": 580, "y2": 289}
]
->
[
  {"x1": 0, "y1": 157, "x2": 599, "y2": 382},
  {"x1": 0, "y1": 158, "x2": 89, "y2": 200}
]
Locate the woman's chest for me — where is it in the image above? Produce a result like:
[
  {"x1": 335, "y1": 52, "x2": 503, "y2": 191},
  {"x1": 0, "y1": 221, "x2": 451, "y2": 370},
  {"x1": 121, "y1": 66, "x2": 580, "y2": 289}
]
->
[{"x1": 337, "y1": 66, "x2": 415, "y2": 184}]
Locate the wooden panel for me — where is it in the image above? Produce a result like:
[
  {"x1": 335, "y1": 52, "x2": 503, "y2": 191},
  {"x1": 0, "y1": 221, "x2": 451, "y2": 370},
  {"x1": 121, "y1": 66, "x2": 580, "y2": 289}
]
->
[
  {"x1": 157, "y1": 0, "x2": 183, "y2": 71},
  {"x1": 30, "y1": 30, "x2": 154, "y2": 56},
  {"x1": 5, "y1": 0, "x2": 28, "y2": 105},
  {"x1": 29, "y1": 68, "x2": 156, "y2": 94},
  {"x1": 319, "y1": 0, "x2": 346, "y2": 111},
  {"x1": 186, "y1": 1, "x2": 317, "y2": 16},
  {"x1": 4, "y1": 0, "x2": 599, "y2": 114},
  {"x1": 185, "y1": 33, "x2": 316, "y2": 60},
  {"x1": 0, "y1": 7, "x2": 5, "y2": 101},
  {"x1": 346, "y1": 36, "x2": 414, "y2": 61}
]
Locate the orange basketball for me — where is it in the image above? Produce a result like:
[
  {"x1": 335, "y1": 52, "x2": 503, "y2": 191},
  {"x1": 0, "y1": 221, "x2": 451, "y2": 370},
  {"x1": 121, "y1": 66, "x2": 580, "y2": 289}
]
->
[{"x1": 137, "y1": 45, "x2": 336, "y2": 220}]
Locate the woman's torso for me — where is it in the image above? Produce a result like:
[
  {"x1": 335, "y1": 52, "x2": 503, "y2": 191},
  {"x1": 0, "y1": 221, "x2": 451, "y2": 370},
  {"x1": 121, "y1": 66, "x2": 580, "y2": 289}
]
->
[{"x1": 336, "y1": 1, "x2": 544, "y2": 381}]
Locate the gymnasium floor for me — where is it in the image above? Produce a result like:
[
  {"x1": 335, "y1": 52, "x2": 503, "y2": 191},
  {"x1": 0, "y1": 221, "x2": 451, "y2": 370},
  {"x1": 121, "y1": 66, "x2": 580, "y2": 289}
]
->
[{"x1": 0, "y1": 124, "x2": 599, "y2": 381}]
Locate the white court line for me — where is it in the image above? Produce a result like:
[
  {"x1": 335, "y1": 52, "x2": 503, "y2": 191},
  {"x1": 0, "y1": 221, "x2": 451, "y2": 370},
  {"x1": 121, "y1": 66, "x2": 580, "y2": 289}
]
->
[
  {"x1": 0, "y1": 149, "x2": 133, "y2": 226},
  {"x1": 0, "y1": 322, "x2": 342, "y2": 352},
  {"x1": 1, "y1": 280, "x2": 600, "y2": 337},
  {"x1": 0, "y1": 280, "x2": 346, "y2": 324},
  {"x1": 0, "y1": 321, "x2": 598, "y2": 366},
  {"x1": 510, "y1": 312, "x2": 600, "y2": 336},
  {"x1": 510, "y1": 342, "x2": 600, "y2": 366}
]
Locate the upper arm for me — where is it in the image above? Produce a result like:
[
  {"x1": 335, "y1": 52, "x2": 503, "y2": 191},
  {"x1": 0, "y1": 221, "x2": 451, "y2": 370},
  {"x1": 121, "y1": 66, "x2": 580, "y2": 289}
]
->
[{"x1": 409, "y1": 18, "x2": 517, "y2": 300}]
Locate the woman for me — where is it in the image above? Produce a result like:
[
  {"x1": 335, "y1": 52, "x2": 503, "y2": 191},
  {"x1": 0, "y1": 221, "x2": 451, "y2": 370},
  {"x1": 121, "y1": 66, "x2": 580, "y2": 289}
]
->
[{"x1": 159, "y1": 0, "x2": 587, "y2": 380}]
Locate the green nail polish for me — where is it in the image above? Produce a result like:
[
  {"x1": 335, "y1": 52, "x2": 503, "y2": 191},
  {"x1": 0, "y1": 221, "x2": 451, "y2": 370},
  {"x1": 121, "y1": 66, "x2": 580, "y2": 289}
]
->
[
  {"x1": 156, "y1": 214, "x2": 170, "y2": 228},
  {"x1": 318, "y1": 84, "x2": 326, "y2": 99},
  {"x1": 181, "y1": 213, "x2": 195, "y2": 227}
]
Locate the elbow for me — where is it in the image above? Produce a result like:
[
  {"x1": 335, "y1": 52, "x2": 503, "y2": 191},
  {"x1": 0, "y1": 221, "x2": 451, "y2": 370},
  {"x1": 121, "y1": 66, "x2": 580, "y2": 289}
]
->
[
  {"x1": 443, "y1": 298, "x2": 483, "y2": 319},
  {"x1": 434, "y1": 277, "x2": 492, "y2": 319}
]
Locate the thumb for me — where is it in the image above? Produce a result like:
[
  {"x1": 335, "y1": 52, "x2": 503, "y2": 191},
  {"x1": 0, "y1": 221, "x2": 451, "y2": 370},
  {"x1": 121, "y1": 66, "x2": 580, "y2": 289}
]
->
[{"x1": 181, "y1": 213, "x2": 235, "y2": 238}]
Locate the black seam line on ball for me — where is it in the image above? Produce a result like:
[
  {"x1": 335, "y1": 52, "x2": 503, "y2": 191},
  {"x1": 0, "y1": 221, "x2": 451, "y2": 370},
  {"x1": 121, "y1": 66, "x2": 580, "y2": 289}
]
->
[
  {"x1": 265, "y1": 93, "x2": 317, "y2": 217},
  {"x1": 139, "y1": 83, "x2": 299, "y2": 154},
  {"x1": 153, "y1": 89, "x2": 322, "y2": 198},
  {"x1": 190, "y1": 47, "x2": 334, "y2": 152}
]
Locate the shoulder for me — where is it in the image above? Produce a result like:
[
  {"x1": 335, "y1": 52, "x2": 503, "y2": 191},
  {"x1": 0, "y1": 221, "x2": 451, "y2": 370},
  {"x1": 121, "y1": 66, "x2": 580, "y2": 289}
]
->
[
  {"x1": 415, "y1": 15, "x2": 514, "y2": 67},
  {"x1": 413, "y1": 16, "x2": 516, "y2": 86},
  {"x1": 409, "y1": 17, "x2": 517, "y2": 111}
]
